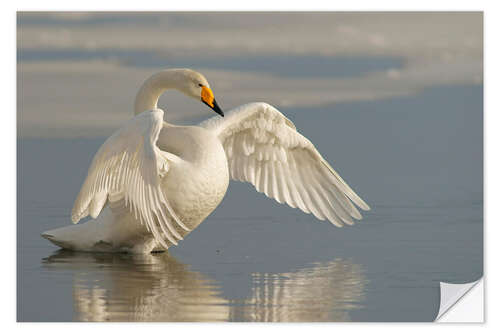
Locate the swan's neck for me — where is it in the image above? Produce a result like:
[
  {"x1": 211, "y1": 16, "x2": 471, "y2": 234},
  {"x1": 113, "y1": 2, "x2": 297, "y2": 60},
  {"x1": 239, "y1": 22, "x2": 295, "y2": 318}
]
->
[{"x1": 134, "y1": 70, "x2": 182, "y2": 116}]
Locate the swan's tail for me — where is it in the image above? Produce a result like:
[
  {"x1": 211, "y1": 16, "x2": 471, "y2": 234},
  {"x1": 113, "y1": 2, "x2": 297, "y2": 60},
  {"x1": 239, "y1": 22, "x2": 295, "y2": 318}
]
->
[
  {"x1": 41, "y1": 219, "x2": 161, "y2": 254},
  {"x1": 42, "y1": 221, "x2": 105, "y2": 251},
  {"x1": 42, "y1": 206, "x2": 164, "y2": 253}
]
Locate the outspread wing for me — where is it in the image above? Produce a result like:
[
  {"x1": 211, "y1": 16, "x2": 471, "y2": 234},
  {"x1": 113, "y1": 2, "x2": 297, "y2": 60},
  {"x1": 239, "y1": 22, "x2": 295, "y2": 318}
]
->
[
  {"x1": 71, "y1": 109, "x2": 188, "y2": 248},
  {"x1": 200, "y1": 102, "x2": 370, "y2": 227}
]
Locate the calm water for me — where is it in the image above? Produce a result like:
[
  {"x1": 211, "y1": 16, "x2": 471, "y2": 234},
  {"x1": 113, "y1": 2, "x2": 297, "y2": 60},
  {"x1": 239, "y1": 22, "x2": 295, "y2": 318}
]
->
[
  {"x1": 17, "y1": 85, "x2": 483, "y2": 322},
  {"x1": 18, "y1": 48, "x2": 404, "y2": 79}
]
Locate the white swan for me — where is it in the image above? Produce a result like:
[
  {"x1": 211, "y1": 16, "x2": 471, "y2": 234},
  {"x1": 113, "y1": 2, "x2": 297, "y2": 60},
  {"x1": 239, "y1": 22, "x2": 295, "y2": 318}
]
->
[{"x1": 42, "y1": 68, "x2": 370, "y2": 253}]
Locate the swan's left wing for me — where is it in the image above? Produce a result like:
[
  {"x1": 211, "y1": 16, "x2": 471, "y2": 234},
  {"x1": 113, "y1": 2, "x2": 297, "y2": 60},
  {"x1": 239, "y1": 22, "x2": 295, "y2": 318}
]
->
[
  {"x1": 201, "y1": 102, "x2": 370, "y2": 227},
  {"x1": 71, "y1": 109, "x2": 188, "y2": 248}
]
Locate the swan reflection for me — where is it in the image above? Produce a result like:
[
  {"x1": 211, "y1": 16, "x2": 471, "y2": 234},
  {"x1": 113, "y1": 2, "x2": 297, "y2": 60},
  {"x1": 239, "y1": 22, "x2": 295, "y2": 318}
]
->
[
  {"x1": 43, "y1": 251, "x2": 366, "y2": 322},
  {"x1": 230, "y1": 259, "x2": 366, "y2": 322}
]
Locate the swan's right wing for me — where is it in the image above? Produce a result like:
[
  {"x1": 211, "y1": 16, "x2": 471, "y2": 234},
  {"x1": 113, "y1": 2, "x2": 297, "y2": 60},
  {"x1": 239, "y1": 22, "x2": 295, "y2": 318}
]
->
[
  {"x1": 71, "y1": 109, "x2": 188, "y2": 248},
  {"x1": 201, "y1": 102, "x2": 370, "y2": 227}
]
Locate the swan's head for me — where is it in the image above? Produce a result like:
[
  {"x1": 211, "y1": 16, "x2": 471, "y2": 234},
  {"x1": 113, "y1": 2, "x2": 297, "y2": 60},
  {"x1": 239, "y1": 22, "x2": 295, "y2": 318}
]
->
[
  {"x1": 173, "y1": 69, "x2": 224, "y2": 117},
  {"x1": 135, "y1": 68, "x2": 224, "y2": 117}
]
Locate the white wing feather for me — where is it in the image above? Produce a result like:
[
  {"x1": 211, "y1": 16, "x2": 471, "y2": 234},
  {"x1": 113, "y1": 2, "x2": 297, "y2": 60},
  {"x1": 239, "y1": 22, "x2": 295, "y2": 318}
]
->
[
  {"x1": 71, "y1": 109, "x2": 188, "y2": 248},
  {"x1": 201, "y1": 102, "x2": 370, "y2": 227}
]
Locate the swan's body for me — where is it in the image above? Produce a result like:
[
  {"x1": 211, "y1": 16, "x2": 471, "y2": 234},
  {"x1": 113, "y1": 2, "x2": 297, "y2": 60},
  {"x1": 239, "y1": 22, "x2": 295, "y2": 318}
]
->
[{"x1": 42, "y1": 69, "x2": 370, "y2": 253}]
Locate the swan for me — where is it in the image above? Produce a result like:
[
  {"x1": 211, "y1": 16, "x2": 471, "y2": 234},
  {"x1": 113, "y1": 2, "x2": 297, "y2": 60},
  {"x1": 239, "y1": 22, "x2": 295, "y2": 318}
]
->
[{"x1": 42, "y1": 68, "x2": 370, "y2": 253}]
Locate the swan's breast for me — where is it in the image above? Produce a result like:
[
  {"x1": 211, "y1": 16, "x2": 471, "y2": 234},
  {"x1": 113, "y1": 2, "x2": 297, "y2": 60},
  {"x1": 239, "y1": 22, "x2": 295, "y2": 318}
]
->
[{"x1": 157, "y1": 126, "x2": 229, "y2": 231}]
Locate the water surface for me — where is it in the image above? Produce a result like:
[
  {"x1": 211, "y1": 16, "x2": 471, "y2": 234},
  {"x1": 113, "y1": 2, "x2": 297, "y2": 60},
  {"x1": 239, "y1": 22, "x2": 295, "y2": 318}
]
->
[
  {"x1": 17, "y1": 84, "x2": 482, "y2": 322},
  {"x1": 18, "y1": 48, "x2": 404, "y2": 79}
]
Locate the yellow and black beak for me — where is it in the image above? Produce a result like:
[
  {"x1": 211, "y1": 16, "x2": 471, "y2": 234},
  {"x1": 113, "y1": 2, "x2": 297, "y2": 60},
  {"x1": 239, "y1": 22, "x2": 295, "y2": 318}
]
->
[{"x1": 201, "y1": 86, "x2": 224, "y2": 117}]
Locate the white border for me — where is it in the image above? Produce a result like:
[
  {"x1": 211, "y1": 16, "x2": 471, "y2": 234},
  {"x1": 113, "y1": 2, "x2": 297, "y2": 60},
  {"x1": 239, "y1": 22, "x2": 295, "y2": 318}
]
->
[
  {"x1": 10, "y1": 1, "x2": 488, "y2": 11},
  {"x1": 4, "y1": 0, "x2": 496, "y2": 331}
]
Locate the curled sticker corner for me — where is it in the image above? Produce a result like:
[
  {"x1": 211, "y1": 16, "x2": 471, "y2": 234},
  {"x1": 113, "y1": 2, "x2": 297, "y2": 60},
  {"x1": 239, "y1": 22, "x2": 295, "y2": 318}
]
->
[{"x1": 436, "y1": 278, "x2": 483, "y2": 321}]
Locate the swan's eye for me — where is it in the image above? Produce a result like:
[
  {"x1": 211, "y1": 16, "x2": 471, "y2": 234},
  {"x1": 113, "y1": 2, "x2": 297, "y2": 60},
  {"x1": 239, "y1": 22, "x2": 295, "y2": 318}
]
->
[{"x1": 198, "y1": 83, "x2": 203, "y2": 87}]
